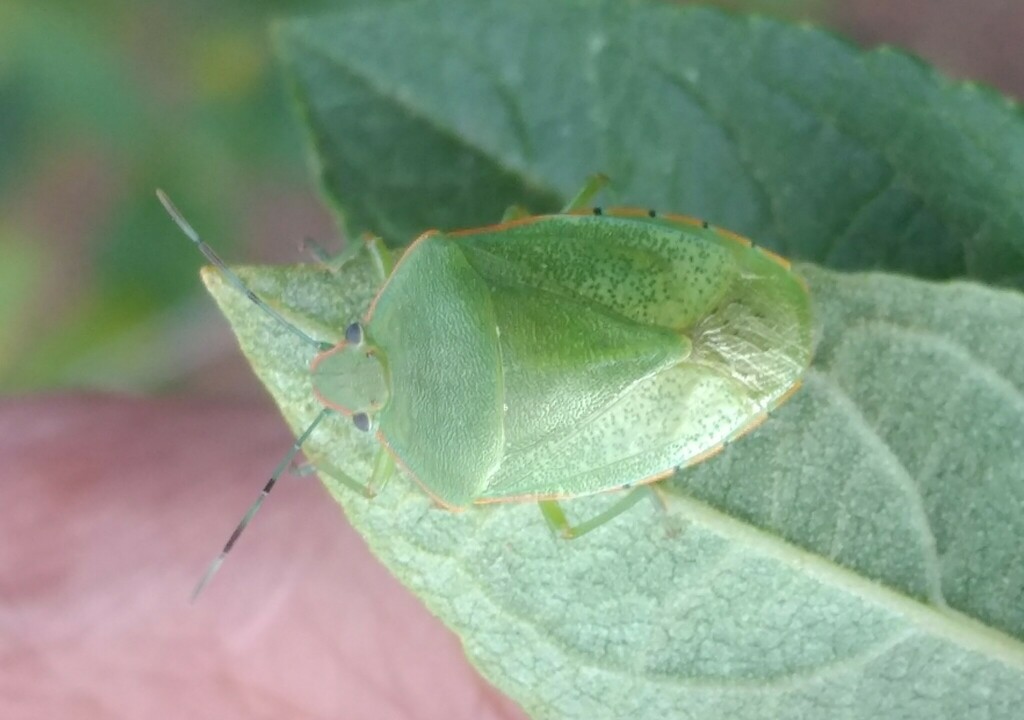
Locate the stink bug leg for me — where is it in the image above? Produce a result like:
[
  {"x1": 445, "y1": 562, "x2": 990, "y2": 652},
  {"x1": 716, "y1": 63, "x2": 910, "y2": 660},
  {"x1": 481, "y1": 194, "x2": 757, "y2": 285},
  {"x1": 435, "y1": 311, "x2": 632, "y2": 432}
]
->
[
  {"x1": 304, "y1": 232, "x2": 394, "y2": 282},
  {"x1": 561, "y1": 173, "x2": 610, "y2": 213},
  {"x1": 501, "y1": 204, "x2": 531, "y2": 222},
  {"x1": 539, "y1": 488, "x2": 649, "y2": 539},
  {"x1": 288, "y1": 458, "x2": 319, "y2": 477},
  {"x1": 363, "y1": 234, "x2": 395, "y2": 281},
  {"x1": 300, "y1": 236, "x2": 335, "y2": 266},
  {"x1": 293, "y1": 451, "x2": 390, "y2": 499},
  {"x1": 498, "y1": 173, "x2": 608, "y2": 224},
  {"x1": 367, "y1": 446, "x2": 396, "y2": 497}
]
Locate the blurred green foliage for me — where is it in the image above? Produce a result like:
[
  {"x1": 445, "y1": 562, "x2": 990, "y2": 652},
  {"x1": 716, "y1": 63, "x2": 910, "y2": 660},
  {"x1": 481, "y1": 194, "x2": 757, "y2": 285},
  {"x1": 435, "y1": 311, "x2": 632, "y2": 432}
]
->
[{"x1": 0, "y1": 0, "x2": 331, "y2": 391}]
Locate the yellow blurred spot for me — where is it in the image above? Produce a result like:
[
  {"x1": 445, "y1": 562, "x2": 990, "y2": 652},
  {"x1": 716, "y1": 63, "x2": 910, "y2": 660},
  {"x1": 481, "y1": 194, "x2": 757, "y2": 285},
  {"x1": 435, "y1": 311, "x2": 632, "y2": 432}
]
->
[
  {"x1": 0, "y1": 229, "x2": 45, "y2": 376},
  {"x1": 190, "y1": 30, "x2": 266, "y2": 100}
]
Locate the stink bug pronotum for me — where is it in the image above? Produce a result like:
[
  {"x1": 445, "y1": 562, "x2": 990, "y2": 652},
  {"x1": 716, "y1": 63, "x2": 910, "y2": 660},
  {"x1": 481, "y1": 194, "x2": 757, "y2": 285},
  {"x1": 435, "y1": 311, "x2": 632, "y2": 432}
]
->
[{"x1": 158, "y1": 175, "x2": 813, "y2": 597}]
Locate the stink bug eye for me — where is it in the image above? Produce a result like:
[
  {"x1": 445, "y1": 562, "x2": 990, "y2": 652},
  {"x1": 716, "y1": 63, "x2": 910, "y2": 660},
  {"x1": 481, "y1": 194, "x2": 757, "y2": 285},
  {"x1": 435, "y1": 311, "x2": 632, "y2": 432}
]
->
[
  {"x1": 345, "y1": 322, "x2": 363, "y2": 345},
  {"x1": 353, "y1": 412, "x2": 371, "y2": 432}
]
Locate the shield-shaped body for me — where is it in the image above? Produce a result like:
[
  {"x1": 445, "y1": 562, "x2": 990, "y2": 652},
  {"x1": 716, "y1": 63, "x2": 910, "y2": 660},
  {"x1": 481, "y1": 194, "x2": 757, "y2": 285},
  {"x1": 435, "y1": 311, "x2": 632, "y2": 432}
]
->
[{"x1": 315, "y1": 209, "x2": 813, "y2": 509}]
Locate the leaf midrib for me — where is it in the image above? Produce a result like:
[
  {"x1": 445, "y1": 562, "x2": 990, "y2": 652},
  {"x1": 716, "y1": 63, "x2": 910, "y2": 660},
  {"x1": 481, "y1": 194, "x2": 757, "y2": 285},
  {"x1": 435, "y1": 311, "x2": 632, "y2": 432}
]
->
[{"x1": 662, "y1": 463, "x2": 1024, "y2": 671}]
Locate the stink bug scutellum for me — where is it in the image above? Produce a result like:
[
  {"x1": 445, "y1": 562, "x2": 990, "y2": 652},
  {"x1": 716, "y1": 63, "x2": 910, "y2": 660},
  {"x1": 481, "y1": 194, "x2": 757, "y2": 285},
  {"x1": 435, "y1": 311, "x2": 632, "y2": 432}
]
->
[{"x1": 158, "y1": 175, "x2": 813, "y2": 598}]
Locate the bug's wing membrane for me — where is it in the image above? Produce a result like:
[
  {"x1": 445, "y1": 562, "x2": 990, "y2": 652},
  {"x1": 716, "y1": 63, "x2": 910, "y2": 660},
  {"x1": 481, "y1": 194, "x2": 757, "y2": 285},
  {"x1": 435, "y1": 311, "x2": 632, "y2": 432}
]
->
[
  {"x1": 691, "y1": 250, "x2": 814, "y2": 401},
  {"x1": 369, "y1": 234, "x2": 504, "y2": 508}
]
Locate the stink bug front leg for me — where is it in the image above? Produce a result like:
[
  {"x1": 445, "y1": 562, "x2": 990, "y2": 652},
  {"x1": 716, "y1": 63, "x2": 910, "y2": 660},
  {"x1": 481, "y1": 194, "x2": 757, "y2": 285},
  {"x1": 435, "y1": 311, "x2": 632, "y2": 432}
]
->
[
  {"x1": 287, "y1": 457, "x2": 319, "y2": 477},
  {"x1": 501, "y1": 204, "x2": 531, "y2": 222},
  {"x1": 300, "y1": 236, "x2": 336, "y2": 266},
  {"x1": 366, "y1": 445, "x2": 396, "y2": 497},
  {"x1": 292, "y1": 450, "x2": 389, "y2": 499},
  {"x1": 538, "y1": 487, "x2": 648, "y2": 539},
  {"x1": 303, "y1": 232, "x2": 394, "y2": 283}
]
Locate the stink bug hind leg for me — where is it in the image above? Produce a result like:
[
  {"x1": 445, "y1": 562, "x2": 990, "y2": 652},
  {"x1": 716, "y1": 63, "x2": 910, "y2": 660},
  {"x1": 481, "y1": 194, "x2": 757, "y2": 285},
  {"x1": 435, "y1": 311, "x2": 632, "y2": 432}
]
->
[{"x1": 538, "y1": 486, "x2": 647, "y2": 539}]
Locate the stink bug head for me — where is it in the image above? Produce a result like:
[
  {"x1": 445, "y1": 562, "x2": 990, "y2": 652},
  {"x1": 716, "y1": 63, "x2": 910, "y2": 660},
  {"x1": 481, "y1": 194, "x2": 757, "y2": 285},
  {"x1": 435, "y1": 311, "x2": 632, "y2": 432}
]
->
[
  {"x1": 158, "y1": 189, "x2": 386, "y2": 599},
  {"x1": 311, "y1": 340, "x2": 390, "y2": 418}
]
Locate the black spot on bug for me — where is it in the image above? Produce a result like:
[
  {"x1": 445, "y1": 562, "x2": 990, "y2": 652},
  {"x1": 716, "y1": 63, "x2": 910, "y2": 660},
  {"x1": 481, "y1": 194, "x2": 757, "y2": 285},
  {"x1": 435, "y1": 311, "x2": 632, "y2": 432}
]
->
[
  {"x1": 353, "y1": 413, "x2": 371, "y2": 432},
  {"x1": 647, "y1": 209, "x2": 656, "y2": 218},
  {"x1": 345, "y1": 322, "x2": 363, "y2": 345},
  {"x1": 593, "y1": 207, "x2": 603, "y2": 216},
  {"x1": 701, "y1": 220, "x2": 709, "y2": 229}
]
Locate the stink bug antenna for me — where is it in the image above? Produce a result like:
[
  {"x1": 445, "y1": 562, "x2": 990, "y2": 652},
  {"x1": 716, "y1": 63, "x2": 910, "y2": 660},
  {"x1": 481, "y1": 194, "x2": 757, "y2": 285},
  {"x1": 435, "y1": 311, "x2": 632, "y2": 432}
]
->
[
  {"x1": 191, "y1": 408, "x2": 332, "y2": 601},
  {"x1": 156, "y1": 190, "x2": 331, "y2": 352}
]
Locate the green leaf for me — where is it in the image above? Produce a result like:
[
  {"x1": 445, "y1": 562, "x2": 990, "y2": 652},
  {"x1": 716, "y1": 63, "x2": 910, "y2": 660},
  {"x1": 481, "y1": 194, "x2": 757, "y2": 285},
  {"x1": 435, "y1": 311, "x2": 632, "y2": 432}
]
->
[
  {"x1": 276, "y1": 0, "x2": 1024, "y2": 285},
  {"x1": 204, "y1": 1, "x2": 1024, "y2": 716},
  {"x1": 204, "y1": 260, "x2": 1024, "y2": 719}
]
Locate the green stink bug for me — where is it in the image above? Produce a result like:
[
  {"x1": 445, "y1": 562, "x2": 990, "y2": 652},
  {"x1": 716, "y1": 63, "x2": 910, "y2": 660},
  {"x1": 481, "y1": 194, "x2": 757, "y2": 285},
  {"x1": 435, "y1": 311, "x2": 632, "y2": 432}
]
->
[{"x1": 159, "y1": 176, "x2": 812, "y2": 596}]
